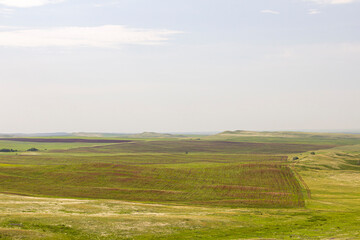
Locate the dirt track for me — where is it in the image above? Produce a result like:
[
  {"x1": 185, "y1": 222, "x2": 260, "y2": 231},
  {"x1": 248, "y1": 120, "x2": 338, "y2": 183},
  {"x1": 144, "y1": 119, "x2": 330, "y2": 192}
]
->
[{"x1": 0, "y1": 138, "x2": 132, "y2": 143}]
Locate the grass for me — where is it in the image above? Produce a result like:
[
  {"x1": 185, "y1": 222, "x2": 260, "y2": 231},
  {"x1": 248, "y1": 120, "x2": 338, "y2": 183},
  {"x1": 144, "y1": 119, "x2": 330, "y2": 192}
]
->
[
  {"x1": 54, "y1": 140, "x2": 336, "y2": 154},
  {"x1": 206, "y1": 130, "x2": 360, "y2": 145},
  {"x1": 0, "y1": 153, "x2": 286, "y2": 165},
  {"x1": 0, "y1": 134, "x2": 359, "y2": 239},
  {"x1": 0, "y1": 140, "x2": 112, "y2": 152},
  {"x1": 0, "y1": 161, "x2": 304, "y2": 208}
]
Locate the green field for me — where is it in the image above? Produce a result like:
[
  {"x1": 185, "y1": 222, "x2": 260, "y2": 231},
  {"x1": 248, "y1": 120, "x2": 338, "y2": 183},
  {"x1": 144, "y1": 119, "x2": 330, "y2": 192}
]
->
[
  {"x1": 205, "y1": 130, "x2": 360, "y2": 145},
  {"x1": 53, "y1": 140, "x2": 335, "y2": 154},
  {"x1": 0, "y1": 133, "x2": 359, "y2": 239}
]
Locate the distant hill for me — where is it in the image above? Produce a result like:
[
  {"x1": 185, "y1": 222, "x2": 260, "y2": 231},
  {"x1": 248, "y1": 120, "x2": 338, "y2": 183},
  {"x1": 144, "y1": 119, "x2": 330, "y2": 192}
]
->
[
  {"x1": 0, "y1": 134, "x2": 14, "y2": 138},
  {"x1": 126, "y1": 132, "x2": 186, "y2": 138},
  {"x1": 204, "y1": 130, "x2": 360, "y2": 145},
  {"x1": 218, "y1": 130, "x2": 307, "y2": 138},
  {"x1": 72, "y1": 132, "x2": 114, "y2": 138},
  {"x1": 218, "y1": 130, "x2": 360, "y2": 138},
  {"x1": 71, "y1": 132, "x2": 187, "y2": 138},
  {"x1": 0, "y1": 133, "x2": 70, "y2": 138},
  {"x1": 1, "y1": 130, "x2": 359, "y2": 139}
]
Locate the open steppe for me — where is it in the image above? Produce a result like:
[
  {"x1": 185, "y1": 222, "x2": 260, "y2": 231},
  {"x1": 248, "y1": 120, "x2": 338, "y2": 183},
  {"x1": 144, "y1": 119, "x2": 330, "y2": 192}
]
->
[{"x1": 0, "y1": 131, "x2": 359, "y2": 239}]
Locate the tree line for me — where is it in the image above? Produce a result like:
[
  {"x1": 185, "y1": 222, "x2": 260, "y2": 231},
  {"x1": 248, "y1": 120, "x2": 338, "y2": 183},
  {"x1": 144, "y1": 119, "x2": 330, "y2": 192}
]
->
[{"x1": 0, "y1": 148, "x2": 39, "y2": 152}]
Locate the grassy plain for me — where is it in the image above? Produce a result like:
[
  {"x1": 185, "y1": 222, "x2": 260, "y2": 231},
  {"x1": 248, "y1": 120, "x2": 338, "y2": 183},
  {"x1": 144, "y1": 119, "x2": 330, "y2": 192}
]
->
[
  {"x1": 53, "y1": 140, "x2": 335, "y2": 154},
  {"x1": 0, "y1": 140, "x2": 112, "y2": 152},
  {"x1": 206, "y1": 130, "x2": 360, "y2": 145},
  {"x1": 0, "y1": 133, "x2": 359, "y2": 239}
]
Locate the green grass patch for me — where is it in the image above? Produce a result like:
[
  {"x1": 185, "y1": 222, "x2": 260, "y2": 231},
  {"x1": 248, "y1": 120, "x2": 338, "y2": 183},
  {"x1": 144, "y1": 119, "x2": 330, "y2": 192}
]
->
[
  {"x1": 0, "y1": 136, "x2": 359, "y2": 239},
  {"x1": 0, "y1": 162, "x2": 304, "y2": 208},
  {"x1": 54, "y1": 140, "x2": 335, "y2": 154}
]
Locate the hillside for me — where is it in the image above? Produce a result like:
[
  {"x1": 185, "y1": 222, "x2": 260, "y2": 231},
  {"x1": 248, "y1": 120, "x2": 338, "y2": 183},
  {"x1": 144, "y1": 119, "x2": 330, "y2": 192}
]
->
[
  {"x1": 0, "y1": 133, "x2": 359, "y2": 239},
  {"x1": 205, "y1": 130, "x2": 360, "y2": 145}
]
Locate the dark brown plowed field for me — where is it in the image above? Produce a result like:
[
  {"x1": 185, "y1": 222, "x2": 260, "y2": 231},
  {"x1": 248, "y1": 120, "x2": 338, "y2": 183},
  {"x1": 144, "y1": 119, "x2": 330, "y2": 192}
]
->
[
  {"x1": 56, "y1": 140, "x2": 336, "y2": 154},
  {"x1": 0, "y1": 138, "x2": 132, "y2": 143}
]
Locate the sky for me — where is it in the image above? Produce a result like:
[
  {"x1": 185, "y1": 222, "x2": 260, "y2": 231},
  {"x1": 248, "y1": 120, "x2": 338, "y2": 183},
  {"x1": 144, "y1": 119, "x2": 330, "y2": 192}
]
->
[{"x1": 0, "y1": 0, "x2": 359, "y2": 133}]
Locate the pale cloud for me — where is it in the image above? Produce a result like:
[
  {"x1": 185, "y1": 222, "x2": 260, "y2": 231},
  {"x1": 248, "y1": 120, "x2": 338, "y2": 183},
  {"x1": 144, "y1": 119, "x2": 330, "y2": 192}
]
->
[
  {"x1": 92, "y1": 1, "x2": 120, "y2": 8},
  {"x1": 0, "y1": 7, "x2": 13, "y2": 15},
  {"x1": 308, "y1": 9, "x2": 321, "y2": 14},
  {"x1": 93, "y1": 3, "x2": 104, "y2": 8},
  {"x1": 260, "y1": 9, "x2": 280, "y2": 14},
  {"x1": 304, "y1": 0, "x2": 358, "y2": 4},
  {"x1": 0, "y1": 25, "x2": 17, "y2": 29},
  {"x1": 0, "y1": 0, "x2": 64, "y2": 8},
  {"x1": 0, "y1": 25, "x2": 182, "y2": 48}
]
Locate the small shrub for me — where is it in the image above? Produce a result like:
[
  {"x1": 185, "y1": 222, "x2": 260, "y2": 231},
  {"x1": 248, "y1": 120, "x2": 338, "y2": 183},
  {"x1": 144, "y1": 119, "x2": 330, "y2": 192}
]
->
[
  {"x1": 310, "y1": 152, "x2": 316, "y2": 155},
  {"x1": 293, "y1": 156, "x2": 299, "y2": 161},
  {"x1": 0, "y1": 148, "x2": 17, "y2": 152},
  {"x1": 27, "y1": 148, "x2": 39, "y2": 152}
]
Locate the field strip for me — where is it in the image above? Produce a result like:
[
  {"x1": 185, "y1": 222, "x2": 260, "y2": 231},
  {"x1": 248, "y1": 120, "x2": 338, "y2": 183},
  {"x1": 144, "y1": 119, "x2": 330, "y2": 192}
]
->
[
  {"x1": 289, "y1": 166, "x2": 311, "y2": 199},
  {"x1": 0, "y1": 193, "x2": 214, "y2": 210},
  {"x1": 0, "y1": 138, "x2": 132, "y2": 143}
]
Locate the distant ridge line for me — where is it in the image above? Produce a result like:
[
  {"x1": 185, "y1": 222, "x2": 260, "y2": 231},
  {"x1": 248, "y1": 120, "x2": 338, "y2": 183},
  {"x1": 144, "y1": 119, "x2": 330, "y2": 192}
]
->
[{"x1": 0, "y1": 138, "x2": 132, "y2": 143}]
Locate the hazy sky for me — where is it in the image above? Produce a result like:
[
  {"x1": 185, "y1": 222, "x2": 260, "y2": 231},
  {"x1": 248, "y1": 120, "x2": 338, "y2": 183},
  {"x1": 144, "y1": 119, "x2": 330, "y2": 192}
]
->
[{"x1": 1, "y1": 0, "x2": 359, "y2": 133}]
